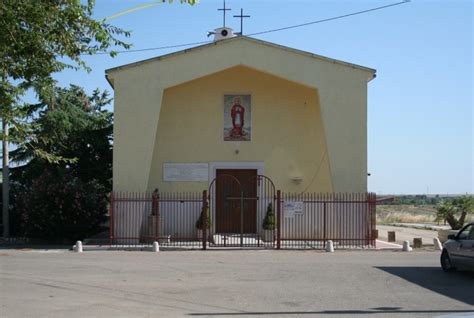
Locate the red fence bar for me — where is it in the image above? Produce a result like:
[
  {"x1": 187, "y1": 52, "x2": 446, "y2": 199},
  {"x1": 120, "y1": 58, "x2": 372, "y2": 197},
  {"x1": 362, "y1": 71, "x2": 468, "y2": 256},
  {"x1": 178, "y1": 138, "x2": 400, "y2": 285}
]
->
[
  {"x1": 109, "y1": 192, "x2": 114, "y2": 245},
  {"x1": 202, "y1": 190, "x2": 208, "y2": 250},
  {"x1": 276, "y1": 190, "x2": 281, "y2": 250}
]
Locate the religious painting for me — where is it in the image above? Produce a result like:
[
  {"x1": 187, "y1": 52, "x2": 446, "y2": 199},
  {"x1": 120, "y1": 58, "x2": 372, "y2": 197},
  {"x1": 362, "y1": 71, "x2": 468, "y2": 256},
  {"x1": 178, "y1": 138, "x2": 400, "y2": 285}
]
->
[{"x1": 224, "y1": 94, "x2": 251, "y2": 141}]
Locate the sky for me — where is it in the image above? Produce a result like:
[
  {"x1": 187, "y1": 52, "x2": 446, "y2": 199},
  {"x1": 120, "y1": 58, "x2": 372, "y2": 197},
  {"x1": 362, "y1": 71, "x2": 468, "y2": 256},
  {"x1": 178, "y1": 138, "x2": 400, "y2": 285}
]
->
[{"x1": 43, "y1": 0, "x2": 474, "y2": 194}]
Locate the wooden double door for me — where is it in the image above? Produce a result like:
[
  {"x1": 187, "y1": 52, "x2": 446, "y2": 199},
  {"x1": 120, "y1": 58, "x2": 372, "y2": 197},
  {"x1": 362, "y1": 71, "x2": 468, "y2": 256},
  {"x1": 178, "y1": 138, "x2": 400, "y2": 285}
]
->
[{"x1": 215, "y1": 169, "x2": 257, "y2": 234}]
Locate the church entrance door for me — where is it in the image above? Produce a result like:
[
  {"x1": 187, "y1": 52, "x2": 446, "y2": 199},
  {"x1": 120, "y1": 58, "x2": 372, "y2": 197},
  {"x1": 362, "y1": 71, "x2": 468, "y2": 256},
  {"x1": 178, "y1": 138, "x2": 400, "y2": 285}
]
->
[{"x1": 215, "y1": 169, "x2": 257, "y2": 234}]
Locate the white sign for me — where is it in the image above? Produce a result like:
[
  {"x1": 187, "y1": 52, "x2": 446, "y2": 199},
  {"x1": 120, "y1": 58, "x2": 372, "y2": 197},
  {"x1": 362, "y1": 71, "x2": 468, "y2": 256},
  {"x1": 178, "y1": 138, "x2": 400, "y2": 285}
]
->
[
  {"x1": 163, "y1": 163, "x2": 208, "y2": 182},
  {"x1": 284, "y1": 201, "x2": 304, "y2": 218}
]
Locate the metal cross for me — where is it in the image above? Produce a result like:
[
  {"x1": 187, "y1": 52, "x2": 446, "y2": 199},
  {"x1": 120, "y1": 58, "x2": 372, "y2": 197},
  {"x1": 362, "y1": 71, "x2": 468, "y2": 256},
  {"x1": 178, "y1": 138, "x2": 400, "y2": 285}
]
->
[
  {"x1": 233, "y1": 8, "x2": 250, "y2": 35},
  {"x1": 218, "y1": 0, "x2": 232, "y2": 28}
]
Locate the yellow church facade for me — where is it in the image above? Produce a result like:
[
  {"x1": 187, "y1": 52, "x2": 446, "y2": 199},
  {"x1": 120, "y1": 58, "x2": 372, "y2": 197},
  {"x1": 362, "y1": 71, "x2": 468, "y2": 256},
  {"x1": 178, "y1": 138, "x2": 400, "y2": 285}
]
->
[{"x1": 106, "y1": 36, "x2": 375, "y2": 194}]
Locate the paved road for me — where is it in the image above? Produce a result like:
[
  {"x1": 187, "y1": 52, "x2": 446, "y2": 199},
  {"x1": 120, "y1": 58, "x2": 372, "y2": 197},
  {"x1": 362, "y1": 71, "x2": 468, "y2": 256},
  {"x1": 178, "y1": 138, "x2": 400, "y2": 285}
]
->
[{"x1": 0, "y1": 249, "x2": 473, "y2": 317}]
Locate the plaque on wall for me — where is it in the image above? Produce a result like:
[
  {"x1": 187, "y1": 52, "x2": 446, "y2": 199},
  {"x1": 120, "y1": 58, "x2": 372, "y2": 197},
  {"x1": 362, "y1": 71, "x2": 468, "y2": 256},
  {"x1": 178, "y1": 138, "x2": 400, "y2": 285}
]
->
[{"x1": 163, "y1": 163, "x2": 209, "y2": 182}]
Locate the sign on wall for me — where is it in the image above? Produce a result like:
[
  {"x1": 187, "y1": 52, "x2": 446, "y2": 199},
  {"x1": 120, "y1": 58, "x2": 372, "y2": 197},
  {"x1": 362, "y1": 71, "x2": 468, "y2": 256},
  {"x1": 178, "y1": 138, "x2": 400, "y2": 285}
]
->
[
  {"x1": 224, "y1": 94, "x2": 251, "y2": 141},
  {"x1": 284, "y1": 201, "x2": 304, "y2": 218},
  {"x1": 163, "y1": 163, "x2": 209, "y2": 182}
]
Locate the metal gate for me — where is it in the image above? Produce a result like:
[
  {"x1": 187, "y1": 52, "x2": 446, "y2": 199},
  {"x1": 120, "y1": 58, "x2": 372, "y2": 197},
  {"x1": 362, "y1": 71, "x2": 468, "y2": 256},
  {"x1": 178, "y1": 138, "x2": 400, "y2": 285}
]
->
[{"x1": 205, "y1": 174, "x2": 277, "y2": 248}]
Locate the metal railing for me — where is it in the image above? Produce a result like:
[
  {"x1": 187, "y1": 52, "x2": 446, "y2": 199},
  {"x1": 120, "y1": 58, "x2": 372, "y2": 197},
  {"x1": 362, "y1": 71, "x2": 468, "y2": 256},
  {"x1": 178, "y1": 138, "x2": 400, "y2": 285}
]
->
[
  {"x1": 110, "y1": 191, "x2": 204, "y2": 248},
  {"x1": 108, "y1": 190, "x2": 376, "y2": 250},
  {"x1": 278, "y1": 192, "x2": 376, "y2": 249}
]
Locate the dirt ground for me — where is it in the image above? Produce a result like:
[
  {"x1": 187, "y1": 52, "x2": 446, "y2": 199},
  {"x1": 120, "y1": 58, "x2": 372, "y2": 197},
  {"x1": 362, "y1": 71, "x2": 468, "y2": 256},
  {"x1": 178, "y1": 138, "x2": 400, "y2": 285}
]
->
[{"x1": 377, "y1": 225, "x2": 439, "y2": 246}]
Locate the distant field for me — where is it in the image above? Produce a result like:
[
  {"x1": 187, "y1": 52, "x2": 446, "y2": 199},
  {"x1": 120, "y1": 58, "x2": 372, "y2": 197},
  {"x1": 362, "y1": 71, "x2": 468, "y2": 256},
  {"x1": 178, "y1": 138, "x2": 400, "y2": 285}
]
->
[
  {"x1": 376, "y1": 205, "x2": 473, "y2": 225},
  {"x1": 376, "y1": 205, "x2": 437, "y2": 224}
]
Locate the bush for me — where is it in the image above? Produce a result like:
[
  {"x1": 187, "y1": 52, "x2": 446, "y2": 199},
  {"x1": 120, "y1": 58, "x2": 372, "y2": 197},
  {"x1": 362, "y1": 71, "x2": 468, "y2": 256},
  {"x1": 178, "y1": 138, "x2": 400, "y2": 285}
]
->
[
  {"x1": 262, "y1": 203, "x2": 275, "y2": 230},
  {"x1": 195, "y1": 206, "x2": 211, "y2": 229},
  {"x1": 17, "y1": 170, "x2": 108, "y2": 242}
]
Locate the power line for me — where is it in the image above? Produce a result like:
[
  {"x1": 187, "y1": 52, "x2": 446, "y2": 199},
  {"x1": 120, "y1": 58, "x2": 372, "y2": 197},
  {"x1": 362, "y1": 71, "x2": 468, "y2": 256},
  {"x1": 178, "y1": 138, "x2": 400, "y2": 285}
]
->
[
  {"x1": 90, "y1": 0, "x2": 410, "y2": 56},
  {"x1": 247, "y1": 0, "x2": 410, "y2": 37},
  {"x1": 91, "y1": 40, "x2": 212, "y2": 55}
]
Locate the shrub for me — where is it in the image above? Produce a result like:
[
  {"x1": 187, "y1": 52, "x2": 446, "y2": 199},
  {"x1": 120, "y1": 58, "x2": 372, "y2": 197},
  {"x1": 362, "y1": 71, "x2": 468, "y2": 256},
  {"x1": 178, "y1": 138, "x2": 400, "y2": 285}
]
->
[
  {"x1": 17, "y1": 170, "x2": 108, "y2": 242},
  {"x1": 262, "y1": 203, "x2": 275, "y2": 230}
]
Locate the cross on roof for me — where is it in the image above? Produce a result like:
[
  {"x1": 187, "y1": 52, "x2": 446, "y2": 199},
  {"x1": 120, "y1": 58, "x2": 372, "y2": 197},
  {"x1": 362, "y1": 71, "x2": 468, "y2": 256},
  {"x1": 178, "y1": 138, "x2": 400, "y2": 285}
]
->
[
  {"x1": 218, "y1": 0, "x2": 232, "y2": 28},
  {"x1": 233, "y1": 8, "x2": 251, "y2": 36}
]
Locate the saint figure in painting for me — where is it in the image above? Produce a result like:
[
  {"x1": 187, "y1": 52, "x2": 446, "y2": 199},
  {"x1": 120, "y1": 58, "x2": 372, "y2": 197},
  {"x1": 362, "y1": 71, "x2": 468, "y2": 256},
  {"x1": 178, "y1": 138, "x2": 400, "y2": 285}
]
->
[{"x1": 230, "y1": 96, "x2": 245, "y2": 137}]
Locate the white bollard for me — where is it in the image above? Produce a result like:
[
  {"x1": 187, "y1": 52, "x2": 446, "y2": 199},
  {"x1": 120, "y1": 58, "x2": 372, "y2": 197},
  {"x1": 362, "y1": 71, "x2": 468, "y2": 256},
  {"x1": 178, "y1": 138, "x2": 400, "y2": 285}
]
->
[
  {"x1": 402, "y1": 240, "x2": 412, "y2": 252},
  {"x1": 325, "y1": 240, "x2": 334, "y2": 253},
  {"x1": 152, "y1": 241, "x2": 160, "y2": 252},
  {"x1": 74, "y1": 241, "x2": 83, "y2": 253},
  {"x1": 433, "y1": 238, "x2": 443, "y2": 251}
]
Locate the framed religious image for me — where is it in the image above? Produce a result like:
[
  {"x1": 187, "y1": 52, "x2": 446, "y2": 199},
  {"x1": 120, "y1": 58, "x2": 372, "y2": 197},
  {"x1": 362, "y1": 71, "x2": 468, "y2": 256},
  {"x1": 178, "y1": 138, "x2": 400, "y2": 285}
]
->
[{"x1": 224, "y1": 94, "x2": 251, "y2": 141}]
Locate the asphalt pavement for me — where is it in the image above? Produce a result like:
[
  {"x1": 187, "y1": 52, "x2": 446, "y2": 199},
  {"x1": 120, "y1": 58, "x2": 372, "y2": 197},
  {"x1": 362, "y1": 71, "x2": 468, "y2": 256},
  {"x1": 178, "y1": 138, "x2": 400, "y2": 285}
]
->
[{"x1": 0, "y1": 249, "x2": 473, "y2": 317}]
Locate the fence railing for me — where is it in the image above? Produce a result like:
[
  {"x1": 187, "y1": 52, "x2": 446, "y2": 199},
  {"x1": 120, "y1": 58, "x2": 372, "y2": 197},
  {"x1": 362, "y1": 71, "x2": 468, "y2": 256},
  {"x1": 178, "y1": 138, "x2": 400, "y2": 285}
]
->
[
  {"x1": 110, "y1": 191, "x2": 204, "y2": 248},
  {"x1": 279, "y1": 192, "x2": 376, "y2": 249},
  {"x1": 108, "y1": 191, "x2": 376, "y2": 249}
]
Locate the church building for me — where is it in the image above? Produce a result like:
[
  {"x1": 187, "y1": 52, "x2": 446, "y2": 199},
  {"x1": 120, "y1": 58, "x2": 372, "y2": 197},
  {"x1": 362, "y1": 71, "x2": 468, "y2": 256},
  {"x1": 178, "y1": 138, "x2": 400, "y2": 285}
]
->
[{"x1": 106, "y1": 28, "x2": 376, "y2": 195}]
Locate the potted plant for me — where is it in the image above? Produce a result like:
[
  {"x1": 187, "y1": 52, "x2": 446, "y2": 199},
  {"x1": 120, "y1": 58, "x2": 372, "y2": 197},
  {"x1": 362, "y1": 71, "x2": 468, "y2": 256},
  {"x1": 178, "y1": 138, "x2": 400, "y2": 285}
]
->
[
  {"x1": 262, "y1": 203, "x2": 276, "y2": 242},
  {"x1": 436, "y1": 196, "x2": 473, "y2": 242},
  {"x1": 196, "y1": 206, "x2": 211, "y2": 240}
]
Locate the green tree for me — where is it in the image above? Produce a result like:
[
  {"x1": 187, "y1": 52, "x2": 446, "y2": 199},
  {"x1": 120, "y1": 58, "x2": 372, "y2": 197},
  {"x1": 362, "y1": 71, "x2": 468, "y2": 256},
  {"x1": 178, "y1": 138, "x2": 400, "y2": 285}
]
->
[
  {"x1": 435, "y1": 196, "x2": 474, "y2": 230},
  {"x1": 10, "y1": 85, "x2": 113, "y2": 240},
  {"x1": 0, "y1": 0, "x2": 198, "y2": 237},
  {"x1": 0, "y1": 0, "x2": 129, "y2": 237}
]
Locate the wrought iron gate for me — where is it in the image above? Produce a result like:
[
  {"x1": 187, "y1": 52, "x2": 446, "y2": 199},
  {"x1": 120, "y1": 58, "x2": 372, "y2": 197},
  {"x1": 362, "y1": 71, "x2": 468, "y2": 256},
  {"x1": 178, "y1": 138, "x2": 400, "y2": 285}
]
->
[{"x1": 206, "y1": 174, "x2": 277, "y2": 248}]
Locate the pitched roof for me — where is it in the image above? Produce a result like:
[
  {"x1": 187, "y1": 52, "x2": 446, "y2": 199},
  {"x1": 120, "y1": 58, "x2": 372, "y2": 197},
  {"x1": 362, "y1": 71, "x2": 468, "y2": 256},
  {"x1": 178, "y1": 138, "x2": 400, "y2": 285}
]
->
[{"x1": 105, "y1": 36, "x2": 376, "y2": 76}]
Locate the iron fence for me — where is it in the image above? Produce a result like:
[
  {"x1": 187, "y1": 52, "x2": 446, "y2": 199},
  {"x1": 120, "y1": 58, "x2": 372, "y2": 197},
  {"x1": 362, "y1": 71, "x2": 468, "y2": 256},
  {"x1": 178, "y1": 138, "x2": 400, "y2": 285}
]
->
[
  {"x1": 108, "y1": 190, "x2": 376, "y2": 250},
  {"x1": 110, "y1": 191, "x2": 204, "y2": 248},
  {"x1": 279, "y1": 192, "x2": 376, "y2": 249}
]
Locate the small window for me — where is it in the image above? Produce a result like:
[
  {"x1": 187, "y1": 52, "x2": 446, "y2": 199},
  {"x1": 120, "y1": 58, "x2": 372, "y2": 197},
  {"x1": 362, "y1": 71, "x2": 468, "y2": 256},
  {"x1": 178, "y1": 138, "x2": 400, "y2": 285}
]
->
[
  {"x1": 458, "y1": 225, "x2": 473, "y2": 240},
  {"x1": 469, "y1": 226, "x2": 474, "y2": 240}
]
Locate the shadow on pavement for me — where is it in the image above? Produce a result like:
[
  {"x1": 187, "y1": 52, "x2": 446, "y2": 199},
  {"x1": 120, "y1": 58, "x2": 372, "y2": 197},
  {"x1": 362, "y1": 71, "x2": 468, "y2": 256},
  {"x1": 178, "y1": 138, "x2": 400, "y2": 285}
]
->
[
  {"x1": 376, "y1": 266, "x2": 474, "y2": 306},
  {"x1": 188, "y1": 309, "x2": 474, "y2": 316}
]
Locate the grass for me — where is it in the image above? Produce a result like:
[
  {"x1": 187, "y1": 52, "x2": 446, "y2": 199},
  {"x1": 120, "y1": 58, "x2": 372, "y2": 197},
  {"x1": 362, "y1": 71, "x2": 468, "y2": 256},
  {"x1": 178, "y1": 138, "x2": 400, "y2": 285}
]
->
[
  {"x1": 377, "y1": 205, "x2": 437, "y2": 224},
  {"x1": 376, "y1": 204, "x2": 474, "y2": 225}
]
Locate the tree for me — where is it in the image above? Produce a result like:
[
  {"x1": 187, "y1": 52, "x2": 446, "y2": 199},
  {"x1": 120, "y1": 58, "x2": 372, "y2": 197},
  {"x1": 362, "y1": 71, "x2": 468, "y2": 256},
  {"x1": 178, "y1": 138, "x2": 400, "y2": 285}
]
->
[
  {"x1": 11, "y1": 85, "x2": 113, "y2": 184},
  {"x1": 10, "y1": 85, "x2": 113, "y2": 240},
  {"x1": 0, "y1": 0, "x2": 198, "y2": 237},
  {"x1": 0, "y1": 0, "x2": 128, "y2": 237},
  {"x1": 435, "y1": 196, "x2": 474, "y2": 230}
]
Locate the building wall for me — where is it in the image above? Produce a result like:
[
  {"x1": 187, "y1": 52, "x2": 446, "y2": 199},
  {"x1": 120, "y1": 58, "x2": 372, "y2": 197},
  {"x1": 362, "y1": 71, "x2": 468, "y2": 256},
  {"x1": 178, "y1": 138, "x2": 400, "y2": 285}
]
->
[
  {"x1": 109, "y1": 37, "x2": 372, "y2": 193},
  {"x1": 148, "y1": 65, "x2": 332, "y2": 192}
]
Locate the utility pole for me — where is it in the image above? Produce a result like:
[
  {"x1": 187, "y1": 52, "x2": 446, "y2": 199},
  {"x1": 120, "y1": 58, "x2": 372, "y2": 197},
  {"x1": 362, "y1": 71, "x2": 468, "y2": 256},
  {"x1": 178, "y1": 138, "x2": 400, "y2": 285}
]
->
[{"x1": 2, "y1": 118, "x2": 9, "y2": 238}]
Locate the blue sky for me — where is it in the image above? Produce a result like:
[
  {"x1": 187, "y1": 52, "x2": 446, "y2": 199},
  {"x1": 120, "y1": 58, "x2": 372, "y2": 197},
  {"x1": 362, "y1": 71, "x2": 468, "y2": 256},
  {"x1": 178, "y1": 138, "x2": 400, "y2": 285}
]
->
[{"x1": 50, "y1": 0, "x2": 472, "y2": 194}]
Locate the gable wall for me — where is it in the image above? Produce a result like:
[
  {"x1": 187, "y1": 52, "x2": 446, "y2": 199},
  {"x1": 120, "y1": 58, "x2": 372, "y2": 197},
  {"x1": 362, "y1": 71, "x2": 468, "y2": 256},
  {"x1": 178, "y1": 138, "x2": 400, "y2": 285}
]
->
[
  {"x1": 148, "y1": 65, "x2": 332, "y2": 192},
  {"x1": 110, "y1": 39, "x2": 371, "y2": 192}
]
